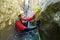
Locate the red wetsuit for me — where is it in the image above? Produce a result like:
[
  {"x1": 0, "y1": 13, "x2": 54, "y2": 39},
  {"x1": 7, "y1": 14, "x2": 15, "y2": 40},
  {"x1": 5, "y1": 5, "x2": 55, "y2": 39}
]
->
[{"x1": 16, "y1": 15, "x2": 35, "y2": 31}]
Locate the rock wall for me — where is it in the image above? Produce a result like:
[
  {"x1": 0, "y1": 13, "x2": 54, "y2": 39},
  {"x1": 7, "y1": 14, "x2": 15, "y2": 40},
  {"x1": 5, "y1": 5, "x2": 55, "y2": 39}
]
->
[
  {"x1": 40, "y1": 1, "x2": 60, "y2": 40},
  {"x1": 0, "y1": 0, "x2": 22, "y2": 40}
]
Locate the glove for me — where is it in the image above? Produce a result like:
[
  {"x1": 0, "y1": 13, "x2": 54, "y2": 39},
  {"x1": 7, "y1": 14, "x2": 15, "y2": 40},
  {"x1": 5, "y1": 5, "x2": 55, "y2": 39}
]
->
[
  {"x1": 34, "y1": 6, "x2": 41, "y2": 13},
  {"x1": 36, "y1": 19, "x2": 40, "y2": 26}
]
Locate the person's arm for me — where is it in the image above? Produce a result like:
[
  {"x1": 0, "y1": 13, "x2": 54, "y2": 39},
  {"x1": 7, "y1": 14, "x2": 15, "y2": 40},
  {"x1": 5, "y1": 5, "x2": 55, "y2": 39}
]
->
[
  {"x1": 25, "y1": 13, "x2": 37, "y2": 22},
  {"x1": 16, "y1": 21, "x2": 27, "y2": 31},
  {"x1": 24, "y1": 26, "x2": 37, "y2": 32},
  {"x1": 16, "y1": 21, "x2": 37, "y2": 31},
  {"x1": 16, "y1": 20, "x2": 40, "y2": 32},
  {"x1": 24, "y1": 20, "x2": 40, "y2": 32}
]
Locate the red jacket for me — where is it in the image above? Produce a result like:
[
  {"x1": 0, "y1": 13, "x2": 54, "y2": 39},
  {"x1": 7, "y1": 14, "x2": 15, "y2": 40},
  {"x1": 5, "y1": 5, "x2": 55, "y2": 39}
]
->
[{"x1": 16, "y1": 15, "x2": 35, "y2": 31}]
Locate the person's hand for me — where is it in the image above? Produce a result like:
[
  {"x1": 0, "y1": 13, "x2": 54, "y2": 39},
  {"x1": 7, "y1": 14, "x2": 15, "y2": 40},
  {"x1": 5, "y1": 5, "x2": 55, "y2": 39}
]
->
[{"x1": 34, "y1": 6, "x2": 41, "y2": 13}]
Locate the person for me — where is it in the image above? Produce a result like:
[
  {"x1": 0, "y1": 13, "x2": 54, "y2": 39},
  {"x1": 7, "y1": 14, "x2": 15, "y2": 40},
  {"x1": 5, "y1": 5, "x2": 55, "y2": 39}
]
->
[{"x1": 13, "y1": 6, "x2": 41, "y2": 40}]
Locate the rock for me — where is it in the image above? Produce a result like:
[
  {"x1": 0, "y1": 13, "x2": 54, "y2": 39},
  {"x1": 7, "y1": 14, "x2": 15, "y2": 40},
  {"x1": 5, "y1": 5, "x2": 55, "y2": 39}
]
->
[
  {"x1": 40, "y1": 1, "x2": 60, "y2": 40},
  {"x1": 0, "y1": 0, "x2": 22, "y2": 40}
]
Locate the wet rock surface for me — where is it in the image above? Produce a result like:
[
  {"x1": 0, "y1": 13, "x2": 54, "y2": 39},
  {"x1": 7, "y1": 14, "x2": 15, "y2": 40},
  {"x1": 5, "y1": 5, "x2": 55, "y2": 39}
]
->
[
  {"x1": 40, "y1": 1, "x2": 60, "y2": 40},
  {"x1": 0, "y1": 0, "x2": 21, "y2": 40}
]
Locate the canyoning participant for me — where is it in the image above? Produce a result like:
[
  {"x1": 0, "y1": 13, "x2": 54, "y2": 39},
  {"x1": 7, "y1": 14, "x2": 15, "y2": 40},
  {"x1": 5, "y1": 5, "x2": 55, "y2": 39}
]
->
[
  {"x1": 16, "y1": 10, "x2": 38, "y2": 32},
  {"x1": 13, "y1": 6, "x2": 41, "y2": 40}
]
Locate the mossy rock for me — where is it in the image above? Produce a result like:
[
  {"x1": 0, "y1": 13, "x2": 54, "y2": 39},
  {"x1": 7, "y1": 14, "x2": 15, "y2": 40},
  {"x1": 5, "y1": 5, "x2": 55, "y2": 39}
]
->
[{"x1": 40, "y1": 1, "x2": 60, "y2": 40}]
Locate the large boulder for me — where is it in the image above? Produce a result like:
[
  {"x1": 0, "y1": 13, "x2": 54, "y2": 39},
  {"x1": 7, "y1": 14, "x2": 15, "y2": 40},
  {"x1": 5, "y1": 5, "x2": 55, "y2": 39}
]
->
[{"x1": 40, "y1": 1, "x2": 60, "y2": 40}]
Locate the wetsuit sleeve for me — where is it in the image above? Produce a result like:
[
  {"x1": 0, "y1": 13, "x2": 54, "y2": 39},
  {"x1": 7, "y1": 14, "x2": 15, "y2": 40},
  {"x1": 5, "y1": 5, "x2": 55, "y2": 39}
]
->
[
  {"x1": 24, "y1": 20, "x2": 40, "y2": 32},
  {"x1": 24, "y1": 26, "x2": 37, "y2": 32},
  {"x1": 16, "y1": 21, "x2": 26, "y2": 31},
  {"x1": 25, "y1": 14, "x2": 35, "y2": 21}
]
